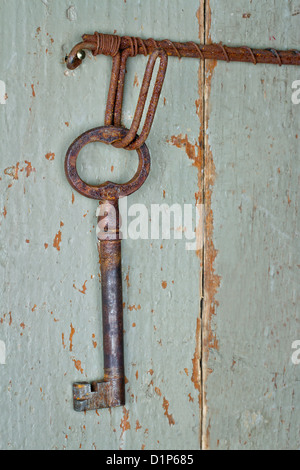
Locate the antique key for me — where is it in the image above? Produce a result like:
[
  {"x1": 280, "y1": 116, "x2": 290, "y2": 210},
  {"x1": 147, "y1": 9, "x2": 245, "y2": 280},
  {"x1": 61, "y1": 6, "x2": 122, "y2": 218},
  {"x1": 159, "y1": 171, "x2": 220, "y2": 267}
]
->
[
  {"x1": 64, "y1": 30, "x2": 300, "y2": 413},
  {"x1": 65, "y1": 126, "x2": 150, "y2": 411}
]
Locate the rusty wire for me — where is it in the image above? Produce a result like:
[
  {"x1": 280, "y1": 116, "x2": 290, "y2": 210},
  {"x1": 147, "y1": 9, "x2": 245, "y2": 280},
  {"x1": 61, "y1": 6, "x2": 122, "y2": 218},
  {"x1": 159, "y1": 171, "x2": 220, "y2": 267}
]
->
[{"x1": 65, "y1": 32, "x2": 300, "y2": 152}]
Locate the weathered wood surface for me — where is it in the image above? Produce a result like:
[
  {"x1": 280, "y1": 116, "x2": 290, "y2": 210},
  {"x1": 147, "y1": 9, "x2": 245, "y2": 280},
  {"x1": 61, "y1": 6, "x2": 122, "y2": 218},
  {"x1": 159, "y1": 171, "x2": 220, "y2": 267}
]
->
[
  {"x1": 203, "y1": 0, "x2": 300, "y2": 450},
  {"x1": 0, "y1": 0, "x2": 299, "y2": 451},
  {"x1": 0, "y1": 0, "x2": 201, "y2": 450}
]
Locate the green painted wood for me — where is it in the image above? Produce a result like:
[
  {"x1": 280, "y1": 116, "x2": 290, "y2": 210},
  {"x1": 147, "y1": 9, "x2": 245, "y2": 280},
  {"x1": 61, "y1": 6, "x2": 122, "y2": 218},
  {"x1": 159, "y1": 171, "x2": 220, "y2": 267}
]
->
[
  {"x1": 1, "y1": 0, "x2": 298, "y2": 451},
  {"x1": 0, "y1": 0, "x2": 201, "y2": 450}
]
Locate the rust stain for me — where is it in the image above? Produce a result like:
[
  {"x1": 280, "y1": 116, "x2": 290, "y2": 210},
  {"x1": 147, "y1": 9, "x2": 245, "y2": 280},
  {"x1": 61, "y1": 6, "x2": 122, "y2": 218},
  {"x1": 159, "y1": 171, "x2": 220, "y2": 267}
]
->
[
  {"x1": 73, "y1": 280, "x2": 87, "y2": 294},
  {"x1": 155, "y1": 387, "x2": 162, "y2": 397},
  {"x1": 125, "y1": 267, "x2": 130, "y2": 288},
  {"x1": 72, "y1": 358, "x2": 84, "y2": 374},
  {"x1": 4, "y1": 162, "x2": 20, "y2": 180},
  {"x1": 168, "y1": 133, "x2": 200, "y2": 168},
  {"x1": 191, "y1": 317, "x2": 201, "y2": 394},
  {"x1": 161, "y1": 281, "x2": 167, "y2": 289},
  {"x1": 167, "y1": 131, "x2": 203, "y2": 258},
  {"x1": 92, "y1": 334, "x2": 97, "y2": 349},
  {"x1": 201, "y1": 1, "x2": 221, "y2": 451},
  {"x1": 133, "y1": 73, "x2": 139, "y2": 87},
  {"x1": 120, "y1": 407, "x2": 130, "y2": 439},
  {"x1": 31, "y1": 84, "x2": 36, "y2": 97},
  {"x1": 128, "y1": 304, "x2": 141, "y2": 311},
  {"x1": 188, "y1": 393, "x2": 194, "y2": 403},
  {"x1": 162, "y1": 397, "x2": 175, "y2": 426},
  {"x1": 62, "y1": 333, "x2": 66, "y2": 349},
  {"x1": 53, "y1": 230, "x2": 62, "y2": 251},
  {"x1": 23, "y1": 161, "x2": 35, "y2": 178},
  {"x1": 45, "y1": 152, "x2": 55, "y2": 161},
  {"x1": 1, "y1": 312, "x2": 12, "y2": 326},
  {"x1": 31, "y1": 304, "x2": 37, "y2": 312},
  {"x1": 69, "y1": 323, "x2": 75, "y2": 351},
  {"x1": 135, "y1": 370, "x2": 139, "y2": 380},
  {"x1": 3, "y1": 207, "x2": 7, "y2": 218},
  {"x1": 20, "y1": 323, "x2": 26, "y2": 330},
  {"x1": 135, "y1": 420, "x2": 142, "y2": 431}
]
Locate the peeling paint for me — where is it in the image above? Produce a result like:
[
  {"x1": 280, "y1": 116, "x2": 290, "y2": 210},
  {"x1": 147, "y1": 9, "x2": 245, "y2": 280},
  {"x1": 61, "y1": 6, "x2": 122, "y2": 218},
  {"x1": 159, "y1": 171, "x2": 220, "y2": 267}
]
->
[
  {"x1": 201, "y1": 1, "x2": 221, "y2": 450},
  {"x1": 72, "y1": 358, "x2": 84, "y2": 374},
  {"x1": 135, "y1": 420, "x2": 142, "y2": 431},
  {"x1": 162, "y1": 397, "x2": 175, "y2": 426},
  {"x1": 133, "y1": 73, "x2": 139, "y2": 87},
  {"x1": 73, "y1": 280, "x2": 87, "y2": 294},
  {"x1": 120, "y1": 407, "x2": 130, "y2": 439},
  {"x1": 69, "y1": 323, "x2": 75, "y2": 352},
  {"x1": 53, "y1": 230, "x2": 62, "y2": 251}
]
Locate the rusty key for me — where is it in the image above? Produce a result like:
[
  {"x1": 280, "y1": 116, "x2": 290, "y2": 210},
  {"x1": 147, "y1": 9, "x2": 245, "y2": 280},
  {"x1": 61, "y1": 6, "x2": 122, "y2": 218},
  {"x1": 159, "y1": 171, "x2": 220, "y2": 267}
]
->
[{"x1": 65, "y1": 126, "x2": 150, "y2": 411}]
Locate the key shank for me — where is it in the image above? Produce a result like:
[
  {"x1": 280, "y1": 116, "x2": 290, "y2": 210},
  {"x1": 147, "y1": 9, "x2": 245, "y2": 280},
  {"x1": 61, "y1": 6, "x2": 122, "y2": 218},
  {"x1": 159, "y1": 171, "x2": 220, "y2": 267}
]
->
[{"x1": 74, "y1": 199, "x2": 125, "y2": 411}]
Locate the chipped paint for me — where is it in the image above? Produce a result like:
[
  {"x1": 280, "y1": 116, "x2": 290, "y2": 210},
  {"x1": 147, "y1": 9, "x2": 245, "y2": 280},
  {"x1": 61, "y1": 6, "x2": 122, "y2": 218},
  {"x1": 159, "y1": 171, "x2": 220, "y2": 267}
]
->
[
  {"x1": 72, "y1": 358, "x2": 84, "y2": 374},
  {"x1": 133, "y1": 73, "x2": 139, "y2": 87},
  {"x1": 4, "y1": 162, "x2": 36, "y2": 181},
  {"x1": 128, "y1": 304, "x2": 141, "y2": 311},
  {"x1": 31, "y1": 84, "x2": 36, "y2": 98},
  {"x1": 191, "y1": 317, "x2": 201, "y2": 396},
  {"x1": 135, "y1": 420, "x2": 142, "y2": 431},
  {"x1": 45, "y1": 152, "x2": 55, "y2": 161},
  {"x1": 92, "y1": 334, "x2": 97, "y2": 349},
  {"x1": 73, "y1": 280, "x2": 87, "y2": 294},
  {"x1": 0, "y1": 0, "x2": 210, "y2": 450},
  {"x1": 162, "y1": 397, "x2": 175, "y2": 426},
  {"x1": 53, "y1": 230, "x2": 62, "y2": 251},
  {"x1": 23, "y1": 161, "x2": 35, "y2": 178},
  {"x1": 69, "y1": 323, "x2": 75, "y2": 351},
  {"x1": 4, "y1": 163, "x2": 20, "y2": 180},
  {"x1": 120, "y1": 407, "x2": 130, "y2": 439}
]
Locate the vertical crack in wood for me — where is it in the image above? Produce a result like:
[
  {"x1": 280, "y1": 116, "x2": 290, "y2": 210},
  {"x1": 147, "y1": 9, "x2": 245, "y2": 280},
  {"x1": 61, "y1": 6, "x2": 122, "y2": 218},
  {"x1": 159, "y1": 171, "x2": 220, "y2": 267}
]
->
[
  {"x1": 200, "y1": 0, "x2": 206, "y2": 451},
  {"x1": 196, "y1": 0, "x2": 206, "y2": 450},
  {"x1": 200, "y1": 0, "x2": 220, "y2": 450}
]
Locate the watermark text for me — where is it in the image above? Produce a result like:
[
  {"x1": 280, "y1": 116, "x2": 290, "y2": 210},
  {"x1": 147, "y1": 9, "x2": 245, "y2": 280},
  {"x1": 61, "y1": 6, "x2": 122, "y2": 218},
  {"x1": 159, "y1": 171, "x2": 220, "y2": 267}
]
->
[
  {"x1": 0, "y1": 80, "x2": 6, "y2": 105},
  {"x1": 291, "y1": 340, "x2": 300, "y2": 365},
  {"x1": 292, "y1": 80, "x2": 300, "y2": 104}
]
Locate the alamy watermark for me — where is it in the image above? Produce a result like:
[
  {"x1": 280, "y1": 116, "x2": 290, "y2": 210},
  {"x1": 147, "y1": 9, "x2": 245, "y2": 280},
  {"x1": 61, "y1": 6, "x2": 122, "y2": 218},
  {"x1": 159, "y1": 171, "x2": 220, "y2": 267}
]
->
[
  {"x1": 291, "y1": 340, "x2": 300, "y2": 365},
  {"x1": 0, "y1": 341, "x2": 6, "y2": 365},
  {"x1": 291, "y1": 80, "x2": 300, "y2": 104},
  {"x1": 96, "y1": 197, "x2": 204, "y2": 251},
  {"x1": 0, "y1": 80, "x2": 6, "y2": 105}
]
